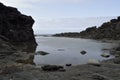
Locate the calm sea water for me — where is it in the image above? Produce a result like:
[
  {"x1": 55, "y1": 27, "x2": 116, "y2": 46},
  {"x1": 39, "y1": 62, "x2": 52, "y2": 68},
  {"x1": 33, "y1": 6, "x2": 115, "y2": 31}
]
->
[{"x1": 34, "y1": 36, "x2": 118, "y2": 65}]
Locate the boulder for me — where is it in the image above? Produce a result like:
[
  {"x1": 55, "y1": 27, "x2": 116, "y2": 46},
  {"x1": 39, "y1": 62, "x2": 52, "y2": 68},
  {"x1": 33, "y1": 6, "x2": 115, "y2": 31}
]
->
[
  {"x1": 87, "y1": 59, "x2": 101, "y2": 66},
  {"x1": 66, "y1": 64, "x2": 72, "y2": 66},
  {"x1": 41, "y1": 65, "x2": 64, "y2": 71}
]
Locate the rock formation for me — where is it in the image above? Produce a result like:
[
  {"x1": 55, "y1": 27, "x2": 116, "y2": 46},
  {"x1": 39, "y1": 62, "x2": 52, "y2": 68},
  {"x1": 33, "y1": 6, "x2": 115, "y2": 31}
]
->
[
  {"x1": 81, "y1": 17, "x2": 120, "y2": 40},
  {"x1": 0, "y1": 2, "x2": 36, "y2": 44}
]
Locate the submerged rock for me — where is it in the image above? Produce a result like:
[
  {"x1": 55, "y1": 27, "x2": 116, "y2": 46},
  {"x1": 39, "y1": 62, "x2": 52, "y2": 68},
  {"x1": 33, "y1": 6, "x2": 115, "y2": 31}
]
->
[
  {"x1": 57, "y1": 49, "x2": 65, "y2": 51},
  {"x1": 36, "y1": 51, "x2": 49, "y2": 56},
  {"x1": 80, "y1": 50, "x2": 87, "y2": 55},
  {"x1": 66, "y1": 64, "x2": 72, "y2": 67}
]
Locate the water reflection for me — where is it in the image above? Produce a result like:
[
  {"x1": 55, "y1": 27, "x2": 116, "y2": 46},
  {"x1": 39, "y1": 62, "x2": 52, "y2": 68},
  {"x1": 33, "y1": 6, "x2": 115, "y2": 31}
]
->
[{"x1": 34, "y1": 37, "x2": 119, "y2": 65}]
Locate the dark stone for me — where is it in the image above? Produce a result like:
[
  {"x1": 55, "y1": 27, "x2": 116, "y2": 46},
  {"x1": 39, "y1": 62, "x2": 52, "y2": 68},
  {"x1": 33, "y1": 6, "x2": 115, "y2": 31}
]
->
[
  {"x1": 66, "y1": 64, "x2": 72, "y2": 66},
  {"x1": 80, "y1": 50, "x2": 87, "y2": 55},
  {"x1": 0, "y1": 2, "x2": 36, "y2": 44},
  {"x1": 41, "y1": 65, "x2": 64, "y2": 71}
]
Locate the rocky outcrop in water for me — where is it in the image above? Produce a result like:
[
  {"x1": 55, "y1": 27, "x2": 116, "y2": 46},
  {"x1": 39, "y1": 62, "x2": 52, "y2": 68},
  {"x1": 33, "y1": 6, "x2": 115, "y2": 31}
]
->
[{"x1": 0, "y1": 2, "x2": 36, "y2": 44}]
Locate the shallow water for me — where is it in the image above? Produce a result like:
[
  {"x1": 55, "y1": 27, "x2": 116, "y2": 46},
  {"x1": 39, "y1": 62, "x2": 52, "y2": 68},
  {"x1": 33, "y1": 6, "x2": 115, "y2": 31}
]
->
[{"x1": 34, "y1": 36, "x2": 118, "y2": 65}]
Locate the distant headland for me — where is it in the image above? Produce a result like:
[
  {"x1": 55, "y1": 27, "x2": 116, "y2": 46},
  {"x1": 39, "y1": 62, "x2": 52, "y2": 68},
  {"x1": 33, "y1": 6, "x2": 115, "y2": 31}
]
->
[{"x1": 53, "y1": 16, "x2": 120, "y2": 40}]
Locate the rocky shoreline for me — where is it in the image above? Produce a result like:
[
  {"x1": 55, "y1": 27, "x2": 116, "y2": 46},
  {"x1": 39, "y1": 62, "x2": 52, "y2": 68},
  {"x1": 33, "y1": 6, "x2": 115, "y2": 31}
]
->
[
  {"x1": 0, "y1": 2, "x2": 120, "y2": 80},
  {"x1": 0, "y1": 40, "x2": 120, "y2": 80},
  {"x1": 0, "y1": 49, "x2": 120, "y2": 80}
]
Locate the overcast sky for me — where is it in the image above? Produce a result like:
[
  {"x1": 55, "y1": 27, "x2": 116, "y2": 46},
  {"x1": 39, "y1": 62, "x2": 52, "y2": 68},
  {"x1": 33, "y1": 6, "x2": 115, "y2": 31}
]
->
[{"x1": 1, "y1": 0, "x2": 119, "y2": 34}]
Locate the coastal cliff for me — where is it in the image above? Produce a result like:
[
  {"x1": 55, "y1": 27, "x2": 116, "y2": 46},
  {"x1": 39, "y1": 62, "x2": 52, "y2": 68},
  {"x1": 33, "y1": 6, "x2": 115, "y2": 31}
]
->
[
  {"x1": 0, "y1": 2, "x2": 36, "y2": 66},
  {"x1": 0, "y1": 2, "x2": 36, "y2": 43}
]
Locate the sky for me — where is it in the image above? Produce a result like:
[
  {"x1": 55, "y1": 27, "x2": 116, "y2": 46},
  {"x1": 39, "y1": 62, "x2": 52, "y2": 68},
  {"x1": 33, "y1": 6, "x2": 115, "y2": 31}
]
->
[{"x1": 0, "y1": 0, "x2": 120, "y2": 34}]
